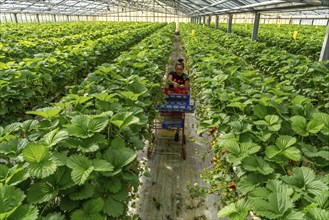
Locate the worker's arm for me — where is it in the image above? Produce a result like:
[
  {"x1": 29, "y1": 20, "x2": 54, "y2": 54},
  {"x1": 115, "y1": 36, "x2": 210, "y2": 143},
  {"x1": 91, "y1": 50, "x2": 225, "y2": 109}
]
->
[{"x1": 167, "y1": 74, "x2": 180, "y2": 88}]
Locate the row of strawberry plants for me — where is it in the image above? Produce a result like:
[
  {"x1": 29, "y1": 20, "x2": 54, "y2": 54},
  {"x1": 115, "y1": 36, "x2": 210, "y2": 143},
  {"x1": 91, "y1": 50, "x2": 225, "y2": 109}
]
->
[
  {"x1": 0, "y1": 21, "x2": 111, "y2": 41},
  {"x1": 207, "y1": 24, "x2": 329, "y2": 113},
  {"x1": 181, "y1": 23, "x2": 329, "y2": 220},
  {"x1": 0, "y1": 23, "x2": 174, "y2": 219},
  {"x1": 212, "y1": 23, "x2": 326, "y2": 61},
  {"x1": 1, "y1": 22, "x2": 147, "y2": 62},
  {"x1": 0, "y1": 23, "x2": 165, "y2": 125}
]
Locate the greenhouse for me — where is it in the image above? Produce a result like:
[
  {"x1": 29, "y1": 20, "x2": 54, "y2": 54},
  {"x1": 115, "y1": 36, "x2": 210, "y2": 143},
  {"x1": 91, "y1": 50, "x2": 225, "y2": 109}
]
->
[{"x1": 0, "y1": 0, "x2": 329, "y2": 219}]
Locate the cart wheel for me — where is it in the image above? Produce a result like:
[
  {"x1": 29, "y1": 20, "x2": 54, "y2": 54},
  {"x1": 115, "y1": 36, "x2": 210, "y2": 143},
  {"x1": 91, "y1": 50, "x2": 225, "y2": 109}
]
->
[
  {"x1": 174, "y1": 133, "x2": 179, "y2": 142},
  {"x1": 181, "y1": 147, "x2": 186, "y2": 160}
]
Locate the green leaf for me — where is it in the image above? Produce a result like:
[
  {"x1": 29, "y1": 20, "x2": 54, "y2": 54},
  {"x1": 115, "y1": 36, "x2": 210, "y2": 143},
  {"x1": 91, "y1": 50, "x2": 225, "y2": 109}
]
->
[
  {"x1": 0, "y1": 139, "x2": 27, "y2": 156},
  {"x1": 251, "y1": 192, "x2": 294, "y2": 219},
  {"x1": 0, "y1": 164, "x2": 9, "y2": 182},
  {"x1": 43, "y1": 129, "x2": 69, "y2": 147},
  {"x1": 266, "y1": 135, "x2": 301, "y2": 161},
  {"x1": 224, "y1": 141, "x2": 261, "y2": 164},
  {"x1": 4, "y1": 123, "x2": 21, "y2": 134},
  {"x1": 265, "y1": 115, "x2": 281, "y2": 131},
  {"x1": 46, "y1": 167, "x2": 74, "y2": 190},
  {"x1": 0, "y1": 185, "x2": 25, "y2": 219},
  {"x1": 67, "y1": 155, "x2": 94, "y2": 185},
  {"x1": 5, "y1": 165, "x2": 30, "y2": 186},
  {"x1": 282, "y1": 147, "x2": 301, "y2": 161},
  {"x1": 120, "y1": 91, "x2": 141, "y2": 101},
  {"x1": 26, "y1": 107, "x2": 62, "y2": 119},
  {"x1": 66, "y1": 94, "x2": 93, "y2": 105},
  {"x1": 69, "y1": 184, "x2": 94, "y2": 201},
  {"x1": 305, "y1": 207, "x2": 329, "y2": 220},
  {"x1": 23, "y1": 143, "x2": 49, "y2": 163},
  {"x1": 108, "y1": 177, "x2": 122, "y2": 193},
  {"x1": 306, "y1": 119, "x2": 324, "y2": 134},
  {"x1": 217, "y1": 202, "x2": 236, "y2": 218},
  {"x1": 92, "y1": 159, "x2": 114, "y2": 172},
  {"x1": 23, "y1": 143, "x2": 57, "y2": 178},
  {"x1": 217, "y1": 199, "x2": 250, "y2": 220},
  {"x1": 110, "y1": 112, "x2": 139, "y2": 129},
  {"x1": 7, "y1": 204, "x2": 38, "y2": 220},
  {"x1": 66, "y1": 115, "x2": 108, "y2": 138},
  {"x1": 291, "y1": 116, "x2": 308, "y2": 136},
  {"x1": 83, "y1": 198, "x2": 104, "y2": 214},
  {"x1": 239, "y1": 173, "x2": 271, "y2": 194},
  {"x1": 21, "y1": 120, "x2": 39, "y2": 132},
  {"x1": 39, "y1": 212, "x2": 65, "y2": 220},
  {"x1": 111, "y1": 136, "x2": 126, "y2": 149},
  {"x1": 104, "y1": 147, "x2": 136, "y2": 170},
  {"x1": 312, "y1": 112, "x2": 329, "y2": 135},
  {"x1": 64, "y1": 134, "x2": 105, "y2": 153},
  {"x1": 242, "y1": 156, "x2": 274, "y2": 175},
  {"x1": 282, "y1": 167, "x2": 328, "y2": 197},
  {"x1": 276, "y1": 135, "x2": 296, "y2": 149},
  {"x1": 71, "y1": 210, "x2": 102, "y2": 220},
  {"x1": 253, "y1": 104, "x2": 268, "y2": 118},
  {"x1": 265, "y1": 145, "x2": 281, "y2": 158},
  {"x1": 103, "y1": 196, "x2": 124, "y2": 217},
  {"x1": 27, "y1": 182, "x2": 58, "y2": 204}
]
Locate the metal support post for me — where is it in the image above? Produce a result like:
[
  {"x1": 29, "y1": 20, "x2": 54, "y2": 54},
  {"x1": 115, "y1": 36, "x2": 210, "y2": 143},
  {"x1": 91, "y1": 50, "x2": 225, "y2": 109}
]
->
[
  {"x1": 319, "y1": 24, "x2": 329, "y2": 62},
  {"x1": 208, "y1": 16, "x2": 211, "y2": 27},
  {"x1": 67, "y1": 15, "x2": 69, "y2": 22},
  {"x1": 252, "y1": 13, "x2": 261, "y2": 41},
  {"x1": 53, "y1": 14, "x2": 57, "y2": 22},
  {"x1": 36, "y1": 14, "x2": 40, "y2": 23},
  {"x1": 227, "y1": 14, "x2": 233, "y2": 33},
  {"x1": 14, "y1": 13, "x2": 18, "y2": 23},
  {"x1": 216, "y1": 16, "x2": 219, "y2": 29},
  {"x1": 203, "y1": 16, "x2": 205, "y2": 24}
]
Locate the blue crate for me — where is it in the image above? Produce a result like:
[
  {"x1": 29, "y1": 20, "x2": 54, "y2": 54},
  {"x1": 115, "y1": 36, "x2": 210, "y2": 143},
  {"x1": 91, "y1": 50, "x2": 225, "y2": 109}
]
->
[
  {"x1": 161, "y1": 120, "x2": 184, "y2": 129},
  {"x1": 157, "y1": 104, "x2": 195, "y2": 112}
]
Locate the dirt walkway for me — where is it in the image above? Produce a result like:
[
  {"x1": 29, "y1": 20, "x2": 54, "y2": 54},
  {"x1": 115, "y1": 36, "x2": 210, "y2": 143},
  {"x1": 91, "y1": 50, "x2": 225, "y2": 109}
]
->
[{"x1": 130, "y1": 35, "x2": 222, "y2": 220}]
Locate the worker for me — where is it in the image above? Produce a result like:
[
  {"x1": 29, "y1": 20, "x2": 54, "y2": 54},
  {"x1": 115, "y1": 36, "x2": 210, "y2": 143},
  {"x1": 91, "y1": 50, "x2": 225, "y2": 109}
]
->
[
  {"x1": 166, "y1": 59, "x2": 190, "y2": 142},
  {"x1": 175, "y1": 28, "x2": 180, "y2": 36},
  {"x1": 167, "y1": 58, "x2": 189, "y2": 92}
]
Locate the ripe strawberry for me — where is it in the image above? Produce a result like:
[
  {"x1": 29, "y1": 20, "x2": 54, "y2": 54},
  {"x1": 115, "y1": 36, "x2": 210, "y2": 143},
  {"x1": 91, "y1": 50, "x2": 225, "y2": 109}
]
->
[
  {"x1": 290, "y1": 160, "x2": 295, "y2": 167},
  {"x1": 210, "y1": 127, "x2": 217, "y2": 135},
  {"x1": 229, "y1": 183, "x2": 236, "y2": 189}
]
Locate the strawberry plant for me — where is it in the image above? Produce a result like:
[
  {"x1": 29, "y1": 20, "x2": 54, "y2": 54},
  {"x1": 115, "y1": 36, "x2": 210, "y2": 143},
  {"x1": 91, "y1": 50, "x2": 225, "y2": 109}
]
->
[
  {"x1": 0, "y1": 23, "x2": 175, "y2": 219},
  {"x1": 0, "y1": 22, "x2": 166, "y2": 125},
  {"x1": 181, "y1": 23, "x2": 329, "y2": 220},
  {"x1": 212, "y1": 23, "x2": 326, "y2": 61}
]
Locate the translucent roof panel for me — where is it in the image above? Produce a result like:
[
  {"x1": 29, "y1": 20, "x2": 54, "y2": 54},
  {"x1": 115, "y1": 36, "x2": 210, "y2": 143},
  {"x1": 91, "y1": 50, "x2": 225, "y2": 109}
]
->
[{"x1": 0, "y1": 0, "x2": 328, "y2": 17}]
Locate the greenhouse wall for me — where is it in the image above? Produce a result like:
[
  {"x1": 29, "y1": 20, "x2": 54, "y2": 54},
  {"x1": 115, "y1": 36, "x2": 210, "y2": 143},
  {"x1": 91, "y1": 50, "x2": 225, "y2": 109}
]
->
[{"x1": 0, "y1": 12, "x2": 189, "y2": 23}]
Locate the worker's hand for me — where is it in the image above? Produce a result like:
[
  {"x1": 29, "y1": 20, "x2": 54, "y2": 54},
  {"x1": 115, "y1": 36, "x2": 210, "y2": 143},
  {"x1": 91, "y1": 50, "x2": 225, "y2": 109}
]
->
[
  {"x1": 179, "y1": 84, "x2": 185, "y2": 88},
  {"x1": 173, "y1": 82, "x2": 180, "y2": 88}
]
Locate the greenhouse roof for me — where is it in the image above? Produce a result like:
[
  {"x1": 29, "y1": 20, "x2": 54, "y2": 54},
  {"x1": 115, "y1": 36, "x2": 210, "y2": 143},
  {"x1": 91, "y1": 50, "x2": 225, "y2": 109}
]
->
[{"x1": 0, "y1": 0, "x2": 328, "y2": 18}]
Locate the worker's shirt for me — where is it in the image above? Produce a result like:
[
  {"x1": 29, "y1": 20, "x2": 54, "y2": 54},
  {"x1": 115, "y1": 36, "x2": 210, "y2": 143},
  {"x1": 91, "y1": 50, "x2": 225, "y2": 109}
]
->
[{"x1": 168, "y1": 72, "x2": 189, "y2": 88}]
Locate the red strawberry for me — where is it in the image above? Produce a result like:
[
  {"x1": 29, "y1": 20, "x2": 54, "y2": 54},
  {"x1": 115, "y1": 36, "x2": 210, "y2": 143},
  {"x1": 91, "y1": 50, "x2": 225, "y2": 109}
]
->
[{"x1": 229, "y1": 183, "x2": 236, "y2": 189}]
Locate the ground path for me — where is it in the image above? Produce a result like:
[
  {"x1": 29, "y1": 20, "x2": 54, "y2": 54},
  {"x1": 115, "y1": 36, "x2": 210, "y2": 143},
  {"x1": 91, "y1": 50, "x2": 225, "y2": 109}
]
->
[{"x1": 130, "y1": 34, "x2": 224, "y2": 220}]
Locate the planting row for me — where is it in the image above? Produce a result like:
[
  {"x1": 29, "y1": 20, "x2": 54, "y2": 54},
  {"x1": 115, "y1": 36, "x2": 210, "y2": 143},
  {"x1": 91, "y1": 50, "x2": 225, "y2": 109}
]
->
[
  {"x1": 0, "y1": 23, "x2": 165, "y2": 125},
  {"x1": 1, "y1": 22, "x2": 148, "y2": 62},
  {"x1": 0, "y1": 23, "x2": 174, "y2": 219},
  {"x1": 206, "y1": 24, "x2": 329, "y2": 113},
  {"x1": 181, "y1": 23, "x2": 329, "y2": 220},
  {"x1": 0, "y1": 21, "x2": 111, "y2": 41},
  {"x1": 212, "y1": 23, "x2": 326, "y2": 61}
]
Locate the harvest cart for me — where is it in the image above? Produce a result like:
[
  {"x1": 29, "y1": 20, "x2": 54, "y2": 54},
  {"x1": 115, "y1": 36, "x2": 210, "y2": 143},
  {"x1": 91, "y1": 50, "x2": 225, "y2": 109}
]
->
[{"x1": 147, "y1": 88, "x2": 194, "y2": 160}]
